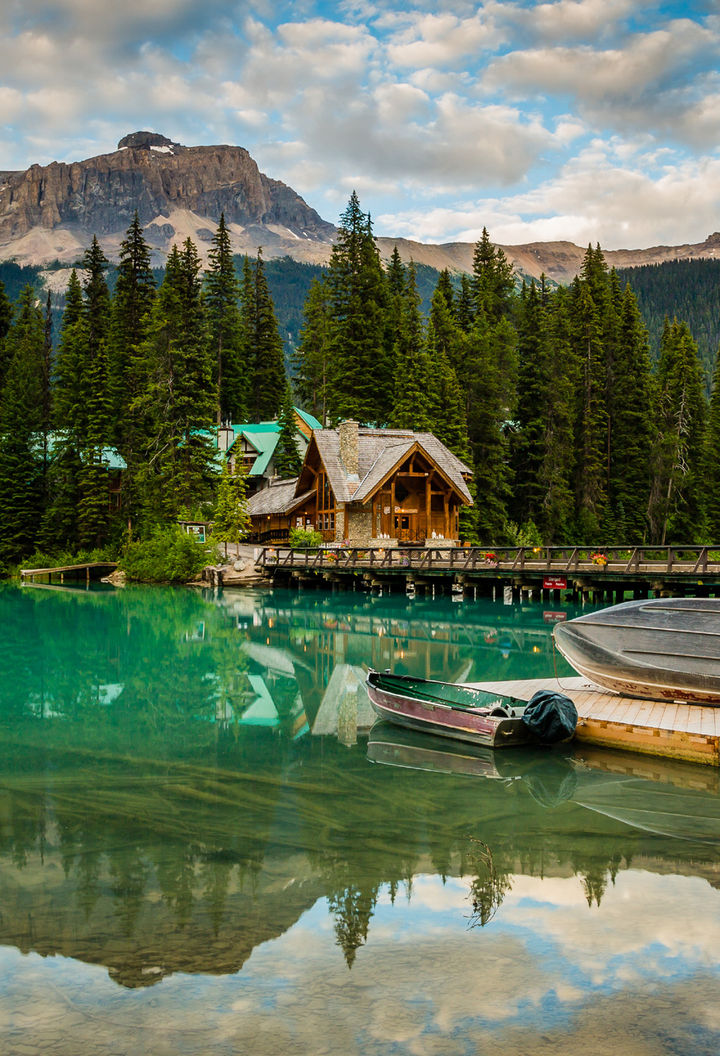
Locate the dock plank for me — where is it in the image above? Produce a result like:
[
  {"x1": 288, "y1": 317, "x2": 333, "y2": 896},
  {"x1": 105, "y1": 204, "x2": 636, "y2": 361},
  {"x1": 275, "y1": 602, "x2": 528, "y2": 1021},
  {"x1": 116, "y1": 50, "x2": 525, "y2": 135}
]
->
[{"x1": 464, "y1": 675, "x2": 720, "y2": 766}]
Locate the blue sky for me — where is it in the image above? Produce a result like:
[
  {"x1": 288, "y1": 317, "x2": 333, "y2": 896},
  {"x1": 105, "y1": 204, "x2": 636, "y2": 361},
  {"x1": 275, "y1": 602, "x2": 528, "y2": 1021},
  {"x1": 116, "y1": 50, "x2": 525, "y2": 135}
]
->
[{"x1": 2, "y1": 1, "x2": 720, "y2": 248}]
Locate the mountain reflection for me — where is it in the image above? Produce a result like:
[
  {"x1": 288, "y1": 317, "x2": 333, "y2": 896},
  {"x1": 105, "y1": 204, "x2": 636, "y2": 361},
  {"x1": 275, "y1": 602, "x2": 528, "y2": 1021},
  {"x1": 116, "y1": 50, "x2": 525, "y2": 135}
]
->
[{"x1": 0, "y1": 583, "x2": 719, "y2": 988}]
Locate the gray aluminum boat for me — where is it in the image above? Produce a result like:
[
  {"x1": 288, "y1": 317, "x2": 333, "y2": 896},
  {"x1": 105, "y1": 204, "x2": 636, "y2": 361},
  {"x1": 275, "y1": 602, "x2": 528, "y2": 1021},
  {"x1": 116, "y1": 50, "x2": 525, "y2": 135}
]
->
[{"x1": 553, "y1": 597, "x2": 720, "y2": 704}]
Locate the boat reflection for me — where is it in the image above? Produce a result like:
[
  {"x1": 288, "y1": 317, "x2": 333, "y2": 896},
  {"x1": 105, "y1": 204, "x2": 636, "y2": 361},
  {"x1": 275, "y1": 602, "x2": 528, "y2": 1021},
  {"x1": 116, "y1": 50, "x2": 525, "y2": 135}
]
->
[{"x1": 368, "y1": 722, "x2": 720, "y2": 844}]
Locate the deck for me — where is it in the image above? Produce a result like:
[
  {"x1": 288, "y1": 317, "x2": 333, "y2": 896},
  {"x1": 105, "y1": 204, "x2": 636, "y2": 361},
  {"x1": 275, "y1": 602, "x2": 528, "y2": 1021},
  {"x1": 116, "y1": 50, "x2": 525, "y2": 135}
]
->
[
  {"x1": 465, "y1": 676, "x2": 720, "y2": 766},
  {"x1": 20, "y1": 562, "x2": 118, "y2": 584},
  {"x1": 255, "y1": 544, "x2": 720, "y2": 597}
]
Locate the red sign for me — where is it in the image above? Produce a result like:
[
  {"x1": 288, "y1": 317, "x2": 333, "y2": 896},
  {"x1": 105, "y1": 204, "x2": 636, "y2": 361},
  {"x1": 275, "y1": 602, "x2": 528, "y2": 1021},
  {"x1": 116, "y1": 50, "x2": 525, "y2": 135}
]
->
[
  {"x1": 543, "y1": 576, "x2": 567, "y2": 590},
  {"x1": 543, "y1": 611, "x2": 568, "y2": 623}
]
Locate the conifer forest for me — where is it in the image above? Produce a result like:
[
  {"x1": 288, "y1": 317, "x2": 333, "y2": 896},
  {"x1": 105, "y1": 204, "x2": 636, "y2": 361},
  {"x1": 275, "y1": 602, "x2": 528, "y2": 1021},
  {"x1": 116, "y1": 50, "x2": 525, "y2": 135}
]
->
[{"x1": 0, "y1": 192, "x2": 719, "y2": 571}]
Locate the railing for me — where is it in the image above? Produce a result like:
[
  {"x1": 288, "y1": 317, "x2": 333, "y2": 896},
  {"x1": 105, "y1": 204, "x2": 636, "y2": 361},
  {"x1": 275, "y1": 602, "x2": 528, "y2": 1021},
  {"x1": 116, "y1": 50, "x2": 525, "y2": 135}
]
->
[{"x1": 254, "y1": 544, "x2": 720, "y2": 577}]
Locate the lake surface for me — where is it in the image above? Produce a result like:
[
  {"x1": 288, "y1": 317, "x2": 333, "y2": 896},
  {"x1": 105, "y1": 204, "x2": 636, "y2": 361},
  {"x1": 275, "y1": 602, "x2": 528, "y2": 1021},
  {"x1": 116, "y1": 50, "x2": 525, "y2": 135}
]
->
[{"x1": 1, "y1": 582, "x2": 719, "y2": 1056}]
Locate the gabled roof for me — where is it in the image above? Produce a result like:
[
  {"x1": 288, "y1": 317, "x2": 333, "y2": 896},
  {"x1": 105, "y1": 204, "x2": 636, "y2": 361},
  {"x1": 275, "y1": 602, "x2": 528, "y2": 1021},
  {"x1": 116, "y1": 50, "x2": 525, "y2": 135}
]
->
[
  {"x1": 248, "y1": 479, "x2": 314, "y2": 517},
  {"x1": 295, "y1": 408, "x2": 323, "y2": 432},
  {"x1": 239, "y1": 430, "x2": 278, "y2": 476},
  {"x1": 299, "y1": 428, "x2": 473, "y2": 505}
]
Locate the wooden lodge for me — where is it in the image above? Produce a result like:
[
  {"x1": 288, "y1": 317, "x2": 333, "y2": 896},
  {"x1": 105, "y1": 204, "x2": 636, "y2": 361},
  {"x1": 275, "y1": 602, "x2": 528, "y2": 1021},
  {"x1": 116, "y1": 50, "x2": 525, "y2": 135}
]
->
[{"x1": 248, "y1": 421, "x2": 473, "y2": 546}]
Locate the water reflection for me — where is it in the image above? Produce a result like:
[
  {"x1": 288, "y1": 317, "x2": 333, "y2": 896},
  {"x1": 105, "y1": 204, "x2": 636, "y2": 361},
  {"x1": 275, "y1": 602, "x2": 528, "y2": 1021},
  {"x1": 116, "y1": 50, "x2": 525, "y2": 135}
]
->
[{"x1": 1, "y1": 583, "x2": 719, "y2": 1054}]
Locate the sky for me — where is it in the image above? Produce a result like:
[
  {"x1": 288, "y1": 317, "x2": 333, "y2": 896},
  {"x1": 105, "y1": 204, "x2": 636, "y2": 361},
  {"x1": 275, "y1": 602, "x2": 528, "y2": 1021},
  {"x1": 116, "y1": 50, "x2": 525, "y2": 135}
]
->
[{"x1": 1, "y1": 0, "x2": 720, "y2": 249}]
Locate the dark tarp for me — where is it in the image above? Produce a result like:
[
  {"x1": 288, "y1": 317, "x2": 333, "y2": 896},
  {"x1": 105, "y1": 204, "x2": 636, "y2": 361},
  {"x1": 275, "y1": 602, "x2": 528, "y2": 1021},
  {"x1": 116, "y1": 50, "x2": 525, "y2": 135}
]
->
[{"x1": 521, "y1": 689, "x2": 578, "y2": 744}]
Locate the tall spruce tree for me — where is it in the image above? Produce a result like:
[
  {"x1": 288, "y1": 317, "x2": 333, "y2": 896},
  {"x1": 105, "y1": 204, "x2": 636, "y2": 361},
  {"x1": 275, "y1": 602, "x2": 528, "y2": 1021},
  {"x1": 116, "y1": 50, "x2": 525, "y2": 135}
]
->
[
  {"x1": 704, "y1": 343, "x2": 720, "y2": 539},
  {"x1": 570, "y1": 271, "x2": 608, "y2": 539},
  {"x1": 274, "y1": 382, "x2": 302, "y2": 478},
  {"x1": 0, "y1": 280, "x2": 12, "y2": 390},
  {"x1": 108, "y1": 214, "x2": 156, "y2": 527},
  {"x1": 212, "y1": 456, "x2": 251, "y2": 557},
  {"x1": 647, "y1": 319, "x2": 707, "y2": 543},
  {"x1": 134, "y1": 240, "x2": 217, "y2": 523},
  {"x1": 205, "y1": 213, "x2": 247, "y2": 423},
  {"x1": 77, "y1": 237, "x2": 114, "y2": 547},
  {"x1": 244, "y1": 250, "x2": 286, "y2": 422},
  {"x1": 0, "y1": 287, "x2": 46, "y2": 564},
  {"x1": 606, "y1": 284, "x2": 655, "y2": 541},
  {"x1": 326, "y1": 193, "x2": 392, "y2": 423},
  {"x1": 293, "y1": 277, "x2": 331, "y2": 423},
  {"x1": 390, "y1": 261, "x2": 434, "y2": 432}
]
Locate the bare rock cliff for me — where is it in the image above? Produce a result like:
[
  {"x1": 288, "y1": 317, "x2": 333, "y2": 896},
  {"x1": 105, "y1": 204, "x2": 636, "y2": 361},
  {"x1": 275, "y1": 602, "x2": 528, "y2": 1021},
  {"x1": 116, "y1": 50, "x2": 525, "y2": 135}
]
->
[{"x1": 0, "y1": 134, "x2": 335, "y2": 245}]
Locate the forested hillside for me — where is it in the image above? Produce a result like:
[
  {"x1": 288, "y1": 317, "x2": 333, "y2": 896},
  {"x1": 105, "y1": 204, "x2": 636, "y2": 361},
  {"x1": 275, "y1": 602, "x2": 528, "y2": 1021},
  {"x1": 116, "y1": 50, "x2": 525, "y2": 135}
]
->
[
  {"x1": 1, "y1": 199, "x2": 720, "y2": 574},
  {"x1": 617, "y1": 258, "x2": 720, "y2": 391}
]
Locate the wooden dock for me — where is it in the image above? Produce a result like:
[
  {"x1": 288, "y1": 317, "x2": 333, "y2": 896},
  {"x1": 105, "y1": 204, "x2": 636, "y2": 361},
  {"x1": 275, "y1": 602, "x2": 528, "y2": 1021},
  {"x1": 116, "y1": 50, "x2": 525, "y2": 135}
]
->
[
  {"x1": 466, "y1": 676, "x2": 720, "y2": 766},
  {"x1": 20, "y1": 561, "x2": 118, "y2": 585},
  {"x1": 256, "y1": 544, "x2": 720, "y2": 599}
]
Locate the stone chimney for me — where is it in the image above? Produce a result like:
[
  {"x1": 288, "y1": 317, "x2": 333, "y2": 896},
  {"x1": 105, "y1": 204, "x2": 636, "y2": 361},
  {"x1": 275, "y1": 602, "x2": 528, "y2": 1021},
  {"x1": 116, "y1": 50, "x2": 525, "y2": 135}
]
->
[{"x1": 338, "y1": 419, "x2": 359, "y2": 477}]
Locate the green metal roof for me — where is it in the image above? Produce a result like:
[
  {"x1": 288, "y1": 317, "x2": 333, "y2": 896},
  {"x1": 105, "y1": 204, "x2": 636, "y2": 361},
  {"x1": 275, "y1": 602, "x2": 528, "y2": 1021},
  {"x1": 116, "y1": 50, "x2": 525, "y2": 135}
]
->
[
  {"x1": 239, "y1": 430, "x2": 279, "y2": 476},
  {"x1": 295, "y1": 408, "x2": 322, "y2": 430}
]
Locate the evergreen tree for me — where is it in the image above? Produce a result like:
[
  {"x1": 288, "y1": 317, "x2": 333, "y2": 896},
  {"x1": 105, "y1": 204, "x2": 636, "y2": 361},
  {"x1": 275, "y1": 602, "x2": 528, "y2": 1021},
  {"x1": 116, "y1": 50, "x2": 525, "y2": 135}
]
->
[
  {"x1": 704, "y1": 343, "x2": 720, "y2": 539},
  {"x1": 471, "y1": 228, "x2": 515, "y2": 325},
  {"x1": 0, "y1": 279, "x2": 12, "y2": 389},
  {"x1": 245, "y1": 250, "x2": 286, "y2": 422},
  {"x1": 205, "y1": 213, "x2": 247, "y2": 423},
  {"x1": 293, "y1": 277, "x2": 331, "y2": 423},
  {"x1": 212, "y1": 456, "x2": 251, "y2": 557},
  {"x1": 390, "y1": 262, "x2": 434, "y2": 432},
  {"x1": 274, "y1": 382, "x2": 302, "y2": 477},
  {"x1": 511, "y1": 280, "x2": 548, "y2": 528},
  {"x1": 570, "y1": 270, "x2": 608, "y2": 539},
  {"x1": 326, "y1": 193, "x2": 392, "y2": 423},
  {"x1": 108, "y1": 214, "x2": 156, "y2": 526},
  {"x1": 606, "y1": 285, "x2": 655, "y2": 541},
  {"x1": 134, "y1": 240, "x2": 217, "y2": 523},
  {"x1": 41, "y1": 271, "x2": 86, "y2": 549},
  {"x1": 0, "y1": 287, "x2": 46, "y2": 564},
  {"x1": 647, "y1": 319, "x2": 707, "y2": 543},
  {"x1": 538, "y1": 285, "x2": 577, "y2": 541}
]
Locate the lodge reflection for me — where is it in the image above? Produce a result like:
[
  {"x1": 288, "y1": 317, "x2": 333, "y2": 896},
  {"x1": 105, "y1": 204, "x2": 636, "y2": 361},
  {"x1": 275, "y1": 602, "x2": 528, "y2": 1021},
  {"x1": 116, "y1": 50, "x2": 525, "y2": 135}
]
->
[{"x1": 1, "y1": 584, "x2": 720, "y2": 990}]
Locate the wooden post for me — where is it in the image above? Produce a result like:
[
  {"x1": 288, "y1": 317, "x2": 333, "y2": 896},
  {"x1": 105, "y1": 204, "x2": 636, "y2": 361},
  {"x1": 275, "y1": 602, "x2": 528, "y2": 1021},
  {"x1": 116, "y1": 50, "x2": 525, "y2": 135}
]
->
[
  {"x1": 391, "y1": 480, "x2": 396, "y2": 540},
  {"x1": 425, "y1": 474, "x2": 431, "y2": 540}
]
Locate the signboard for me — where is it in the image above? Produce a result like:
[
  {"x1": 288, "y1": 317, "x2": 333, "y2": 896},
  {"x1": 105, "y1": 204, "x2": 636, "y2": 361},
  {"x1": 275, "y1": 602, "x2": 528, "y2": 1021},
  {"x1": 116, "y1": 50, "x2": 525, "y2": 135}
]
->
[
  {"x1": 543, "y1": 576, "x2": 567, "y2": 590},
  {"x1": 543, "y1": 611, "x2": 568, "y2": 623}
]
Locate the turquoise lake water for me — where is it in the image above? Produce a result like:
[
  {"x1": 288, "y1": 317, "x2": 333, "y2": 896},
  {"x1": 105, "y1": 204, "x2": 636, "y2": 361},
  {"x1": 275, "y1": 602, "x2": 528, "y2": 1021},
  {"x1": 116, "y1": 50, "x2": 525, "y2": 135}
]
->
[{"x1": 1, "y1": 582, "x2": 719, "y2": 1056}]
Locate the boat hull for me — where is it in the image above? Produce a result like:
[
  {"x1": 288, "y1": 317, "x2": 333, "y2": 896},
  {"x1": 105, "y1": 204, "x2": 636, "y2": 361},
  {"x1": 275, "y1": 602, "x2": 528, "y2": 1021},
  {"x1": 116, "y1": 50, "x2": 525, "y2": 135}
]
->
[
  {"x1": 553, "y1": 598, "x2": 720, "y2": 705},
  {"x1": 365, "y1": 679, "x2": 534, "y2": 748}
]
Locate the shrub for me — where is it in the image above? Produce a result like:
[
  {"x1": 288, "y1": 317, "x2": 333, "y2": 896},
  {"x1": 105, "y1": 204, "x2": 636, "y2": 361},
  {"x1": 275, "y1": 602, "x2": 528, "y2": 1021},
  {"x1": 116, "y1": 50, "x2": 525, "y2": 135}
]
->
[
  {"x1": 289, "y1": 528, "x2": 323, "y2": 549},
  {"x1": 119, "y1": 526, "x2": 217, "y2": 583}
]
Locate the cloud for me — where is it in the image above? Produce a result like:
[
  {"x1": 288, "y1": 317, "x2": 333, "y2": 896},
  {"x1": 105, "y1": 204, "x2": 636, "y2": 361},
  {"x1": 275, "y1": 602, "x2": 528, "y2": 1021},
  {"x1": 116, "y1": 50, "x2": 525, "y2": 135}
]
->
[{"x1": 378, "y1": 144, "x2": 720, "y2": 249}]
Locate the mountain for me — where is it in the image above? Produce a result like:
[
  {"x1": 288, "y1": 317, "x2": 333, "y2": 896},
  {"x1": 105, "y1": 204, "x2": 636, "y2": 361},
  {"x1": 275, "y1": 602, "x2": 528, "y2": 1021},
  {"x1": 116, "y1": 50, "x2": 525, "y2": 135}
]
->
[
  {"x1": 0, "y1": 131, "x2": 335, "y2": 270},
  {"x1": 2, "y1": 133, "x2": 720, "y2": 287}
]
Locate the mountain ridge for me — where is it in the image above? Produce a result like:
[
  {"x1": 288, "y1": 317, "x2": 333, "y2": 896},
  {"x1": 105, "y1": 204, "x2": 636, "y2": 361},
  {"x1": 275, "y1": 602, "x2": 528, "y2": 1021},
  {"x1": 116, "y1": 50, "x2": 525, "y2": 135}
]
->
[{"x1": 1, "y1": 134, "x2": 719, "y2": 285}]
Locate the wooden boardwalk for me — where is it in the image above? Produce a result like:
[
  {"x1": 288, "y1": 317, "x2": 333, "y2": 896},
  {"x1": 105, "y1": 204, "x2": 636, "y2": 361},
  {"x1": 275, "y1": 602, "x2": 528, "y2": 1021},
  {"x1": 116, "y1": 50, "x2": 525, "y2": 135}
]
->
[
  {"x1": 20, "y1": 561, "x2": 117, "y2": 584},
  {"x1": 466, "y1": 676, "x2": 720, "y2": 766},
  {"x1": 256, "y1": 544, "x2": 720, "y2": 596}
]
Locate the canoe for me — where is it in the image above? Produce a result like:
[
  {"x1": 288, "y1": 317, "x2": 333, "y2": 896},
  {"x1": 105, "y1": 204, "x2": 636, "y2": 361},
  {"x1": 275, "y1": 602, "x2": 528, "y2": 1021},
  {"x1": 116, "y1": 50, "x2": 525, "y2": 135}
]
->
[
  {"x1": 553, "y1": 597, "x2": 720, "y2": 705},
  {"x1": 365, "y1": 670, "x2": 576, "y2": 748}
]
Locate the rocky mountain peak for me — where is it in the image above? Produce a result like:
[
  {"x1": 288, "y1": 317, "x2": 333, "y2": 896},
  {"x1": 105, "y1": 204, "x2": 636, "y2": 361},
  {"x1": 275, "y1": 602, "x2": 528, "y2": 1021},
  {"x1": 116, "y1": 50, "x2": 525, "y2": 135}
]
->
[{"x1": 117, "y1": 131, "x2": 180, "y2": 151}]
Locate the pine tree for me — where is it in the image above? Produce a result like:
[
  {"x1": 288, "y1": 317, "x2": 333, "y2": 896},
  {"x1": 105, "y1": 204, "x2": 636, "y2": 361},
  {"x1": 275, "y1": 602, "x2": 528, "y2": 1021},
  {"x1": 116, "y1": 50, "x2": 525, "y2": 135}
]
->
[
  {"x1": 41, "y1": 271, "x2": 86, "y2": 550},
  {"x1": 390, "y1": 262, "x2": 434, "y2": 432},
  {"x1": 274, "y1": 382, "x2": 302, "y2": 478},
  {"x1": 647, "y1": 319, "x2": 707, "y2": 543},
  {"x1": 108, "y1": 214, "x2": 157, "y2": 527},
  {"x1": 212, "y1": 456, "x2": 251, "y2": 557},
  {"x1": 704, "y1": 343, "x2": 720, "y2": 539},
  {"x1": 245, "y1": 250, "x2": 286, "y2": 422},
  {"x1": 570, "y1": 272, "x2": 608, "y2": 539},
  {"x1": 471, "y1": 228, "x2": 515, "y2": 324},
  {"x1": 606, "y1": 285, "x2": 655, "y2": 541},
  {"x1": 205, "y1": 213, "x2": 247, "y2": 423},
  {"x1": 134, "y1": 240, "x2": 217, "y2": 523},
  {"x1": 326, "y1": 193, "x2": 392, "y2": 423},
  {"x1": 0, "y1": 287, "x2": 46, "y2": 564},
  {"x1": 293, "y1": 277, "x2": 331, "y2": 423},
  {"x1": 0, "y1": 279, "x2": 12, "y2": 390}
]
